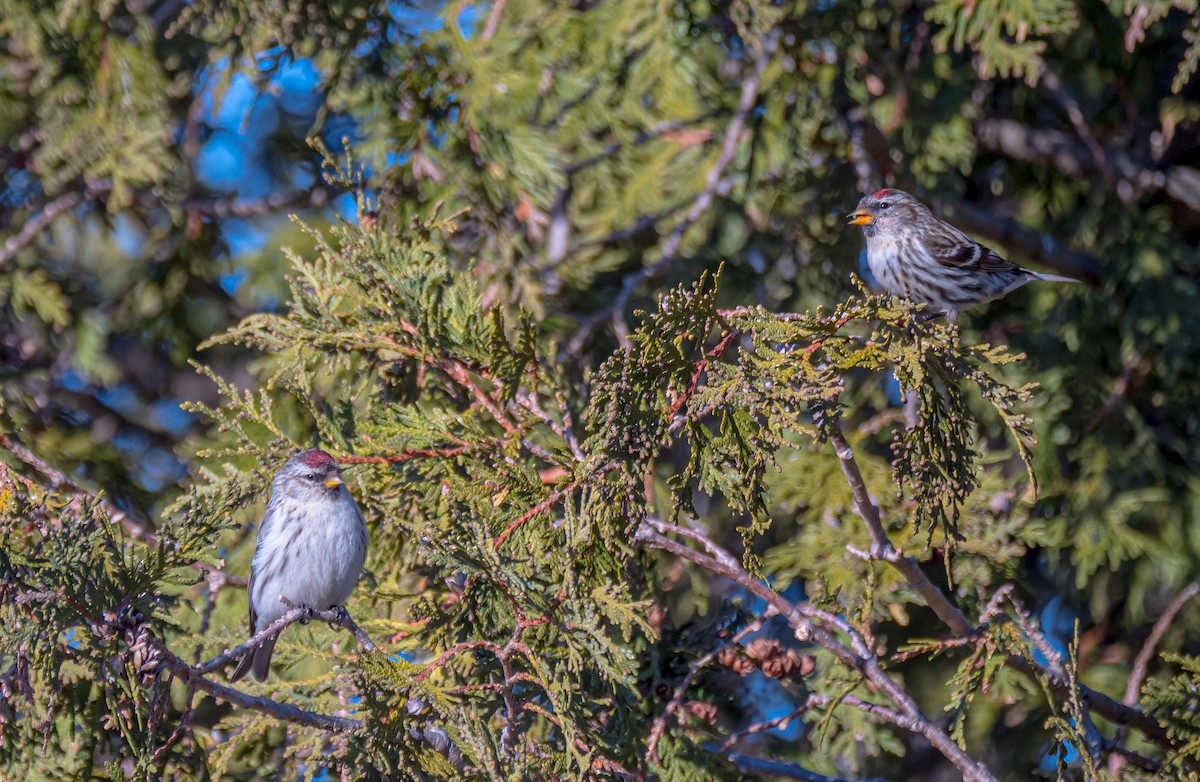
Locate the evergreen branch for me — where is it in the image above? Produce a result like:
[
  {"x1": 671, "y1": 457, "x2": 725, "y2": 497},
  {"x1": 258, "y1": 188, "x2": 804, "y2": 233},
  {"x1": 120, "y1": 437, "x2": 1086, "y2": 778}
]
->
[
  {"x1": 0, "y1": 431, "x2": 151, "y2": 540},
  {"x1": 706, "y1": 748, "x2": 886, "y2": 782},
  {"x1": 193, "y1": 603, "x2": 377, "y2": 677},
  {"x1": 666, "y1": 328, "x2": 741, "y2": 423},
  {"x1": 646, "y1": 616, "x2": 766, "y2": 760},
  {"x1": 493, "y1": 482, "x2": 576, "y2": 550},
  {"x1": 827, "y1": 425, "x2": 976, "y2": 637},
  {"x1": 337, "y1": 446, "x2": 475, "y2": 464},
  {"x1": 564, "y1": 27, "x2": 780, "y2": 356},
  {"x1": 636, "y1": 520, "x2": 998, "y2": 782}
]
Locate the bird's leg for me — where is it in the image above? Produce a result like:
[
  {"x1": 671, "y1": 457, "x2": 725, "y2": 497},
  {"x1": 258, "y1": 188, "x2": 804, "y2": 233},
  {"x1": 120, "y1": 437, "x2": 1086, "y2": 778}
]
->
[
  {"x1": 280, "y1": 595, "x2": 316, "y2": 624},
  {"x1": 328, "y1": 605, "x2": 350, "y2": 630},
  {"x1": 918, "y1": 309, "x2": 948, "y2": 323}
]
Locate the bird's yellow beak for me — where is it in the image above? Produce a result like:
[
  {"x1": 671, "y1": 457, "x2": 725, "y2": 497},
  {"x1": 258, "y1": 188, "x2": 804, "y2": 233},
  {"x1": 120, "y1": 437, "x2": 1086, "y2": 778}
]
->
[
  {"x1": 324, "y1": 476, "x2": 344, "y2": 489},
  {"x1": 847, "y1": 209, "x2": 873, "y2": 226}
]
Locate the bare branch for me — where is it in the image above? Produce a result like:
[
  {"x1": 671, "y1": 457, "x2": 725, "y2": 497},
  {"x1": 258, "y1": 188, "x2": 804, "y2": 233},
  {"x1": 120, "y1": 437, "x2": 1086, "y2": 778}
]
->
[
  {"x1": 153, "y1": 640, "x2": 361, "y2": 731},
  {"x1": 1109, "y1": 581, "x2": 1200, "y2": 775},
  {"x1": 705, "y1": 745, "x2": 888, "y2": 782},
  {"x1": 975, "y1": 118, "x2": 1200, "y2": 217},
  {"x1": 0, "y1": 190, "x2": 91, "y2": 269},
  {"x1": 194, "y1": 603, "x2": 377, "y2": 677},
  {"x1": 1125, "y1": 581, "x2": 1200, "y2": 706},
  {"x1": 826, "y1": 424, "x2": 976, "y2": 637},
  {"x1": 0, "y1": 431, "x2": 152, "y2": 541},
  {"x1": 636, "y1": 521, "x2": 997, "y2": 782}
]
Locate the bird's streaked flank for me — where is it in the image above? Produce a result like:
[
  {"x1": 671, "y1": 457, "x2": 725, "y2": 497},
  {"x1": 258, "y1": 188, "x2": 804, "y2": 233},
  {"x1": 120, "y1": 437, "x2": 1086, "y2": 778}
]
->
[
  {"x1": 229, "y1": 449, "x2": 368, "y2": 682},
  {"x1": 847, "y1": 189, "x2": 1079, "y2": 319}
]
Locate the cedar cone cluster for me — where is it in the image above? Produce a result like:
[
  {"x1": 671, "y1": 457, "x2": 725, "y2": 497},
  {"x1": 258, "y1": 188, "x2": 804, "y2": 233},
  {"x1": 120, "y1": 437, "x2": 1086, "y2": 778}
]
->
[{"x1": 718, "y1": 637, "x2": 815, "y2": 680}]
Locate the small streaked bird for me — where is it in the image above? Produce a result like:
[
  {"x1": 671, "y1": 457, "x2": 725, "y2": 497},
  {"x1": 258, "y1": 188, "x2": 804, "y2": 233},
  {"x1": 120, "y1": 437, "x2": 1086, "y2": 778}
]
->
[
  {"x1": 229, "y1": 449, "x2": 368, "y2": 682},
  {"x1": 847, "y1": 189, "x2": 1079, "y2": 319}
]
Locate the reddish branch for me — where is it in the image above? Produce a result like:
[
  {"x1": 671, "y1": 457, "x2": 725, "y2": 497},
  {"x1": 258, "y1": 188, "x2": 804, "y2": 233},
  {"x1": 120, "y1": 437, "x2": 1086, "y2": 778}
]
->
[
  {"x1": 666, "y1": 328, "x2": 741, "y2": 422},
  {"x1": 493, "y1": 482, "x2": 576, "y2": 550}
]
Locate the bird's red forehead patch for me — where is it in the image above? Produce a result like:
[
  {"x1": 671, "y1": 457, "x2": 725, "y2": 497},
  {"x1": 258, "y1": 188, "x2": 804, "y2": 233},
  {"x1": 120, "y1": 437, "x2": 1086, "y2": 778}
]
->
[
  {"x1": 870, "y1": 188, "x2": 895, "y2": 199},
  {"x1": 297, "y1": 449, "x2": 337, "y2": 468}
]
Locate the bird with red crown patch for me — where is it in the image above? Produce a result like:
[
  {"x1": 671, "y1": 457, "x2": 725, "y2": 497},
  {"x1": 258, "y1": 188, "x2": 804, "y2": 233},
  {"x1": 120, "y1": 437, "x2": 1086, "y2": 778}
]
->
[
  {"x1": 229, "y1": 449, "x2": 368, "y2": 682},
  {"x1": 847, "y1": 188, "x2": 1078, "y2": 319}
]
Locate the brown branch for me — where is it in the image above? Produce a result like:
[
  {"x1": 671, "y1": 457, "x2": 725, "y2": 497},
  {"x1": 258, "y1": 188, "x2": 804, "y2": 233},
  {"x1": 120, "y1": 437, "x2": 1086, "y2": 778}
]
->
[
  {"x1": 193, "y1": 602, "x2": 377, "y2": 677},
  {"x1": 563, "y1": 28, "x2": 779, "y2": 357},
  {"x1": 1126, "y1": 581, "x2": 1200, "y2": 705},
  {"x1": 635, "y1": 521, "x2": 997, "y2": 782},
  {"x1": 151, "y1": 640, "x2": 360, "y2": 732},
  {"x1": 480, "y1": 0, "x2": 507, "y2": 42},
  {"x1": 0, "y1": 190, "x2": 90, "y2": 268},
  {"x1": 827, "y1": 424, "x2": 976, "y2": 637},
  {"x1": 1040, "y1": 67, "x2": 1115, "y2": 182},
  {"x1": 706, "y1": 746, "x2": 887, "y2": 782},
  {"x1": 1109, "y1": 581, "x2": 1200, "y2": 775}
]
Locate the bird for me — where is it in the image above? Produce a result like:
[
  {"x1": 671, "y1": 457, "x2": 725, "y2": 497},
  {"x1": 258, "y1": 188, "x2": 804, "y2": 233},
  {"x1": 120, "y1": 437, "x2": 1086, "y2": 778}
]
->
[
  {"x1": 229, "y1": 449, "x2": 368, "y2": 682},
  {"x1": 847, "y1": 188, "x2": 1079, "y2": 319}
]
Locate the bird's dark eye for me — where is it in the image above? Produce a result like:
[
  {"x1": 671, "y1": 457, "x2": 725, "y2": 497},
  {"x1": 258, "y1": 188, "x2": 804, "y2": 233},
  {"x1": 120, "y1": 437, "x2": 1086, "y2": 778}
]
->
[
  {"x1": 878, "y1": 201, "x2": 891, "y2": 210},
  {"x1": 305, "y1": 473, "x2": 315, "y2": 481}
]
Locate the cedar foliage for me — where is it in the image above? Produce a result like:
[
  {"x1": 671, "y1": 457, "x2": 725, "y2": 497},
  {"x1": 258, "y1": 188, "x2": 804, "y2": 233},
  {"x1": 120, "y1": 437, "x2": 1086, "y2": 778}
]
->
[{"x1": 4, "y1": 1, "x2": 1200, "y2": 780}]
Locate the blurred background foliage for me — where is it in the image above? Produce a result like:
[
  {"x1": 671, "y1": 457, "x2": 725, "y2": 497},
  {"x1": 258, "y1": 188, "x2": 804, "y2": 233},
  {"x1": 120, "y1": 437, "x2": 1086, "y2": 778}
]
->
[{"x1": 4, "y1": 0, "x2": 1200, "y2": 779}]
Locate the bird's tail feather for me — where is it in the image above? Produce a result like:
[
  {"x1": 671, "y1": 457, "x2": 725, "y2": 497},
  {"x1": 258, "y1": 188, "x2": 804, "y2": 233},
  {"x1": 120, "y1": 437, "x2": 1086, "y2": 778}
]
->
[
  {"x1": 228, "y1": 633, "x2": 278, "y2": 683},
  {"x1": 1033, "y1": 272, "x2": 1081, "y2": 283}
]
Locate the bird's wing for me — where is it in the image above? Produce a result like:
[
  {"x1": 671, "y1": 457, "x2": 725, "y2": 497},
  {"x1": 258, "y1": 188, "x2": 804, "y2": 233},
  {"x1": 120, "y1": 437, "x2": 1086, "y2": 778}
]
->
[
  {"x1": 244, "y1": 497, "x2": 279, "y2": 633},
  {"x1": 924, "y1": 223, "x2": 1023, "y2": 274}
]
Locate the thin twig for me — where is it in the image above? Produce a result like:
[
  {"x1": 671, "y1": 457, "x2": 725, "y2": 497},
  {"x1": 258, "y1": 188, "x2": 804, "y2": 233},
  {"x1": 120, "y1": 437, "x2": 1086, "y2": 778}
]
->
[
  {"x1": 563, "y1": 29, "x2": 779, "y2": 357},
  {"x1": 1109, "y1": 581, "x2": 1200, "y2": 775},
  {"x1": 646, "y1": 616, "x2": 766, "y2": 759}
]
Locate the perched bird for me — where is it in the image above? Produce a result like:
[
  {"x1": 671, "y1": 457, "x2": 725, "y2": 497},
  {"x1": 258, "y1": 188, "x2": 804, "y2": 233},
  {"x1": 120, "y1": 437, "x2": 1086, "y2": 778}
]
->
[
  {"x1": 847, "y1": 189, "x2": 1078, "y2": 319},
  {"x1": 229, "y1": 449, "x2": 368, "y2": 682}
]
